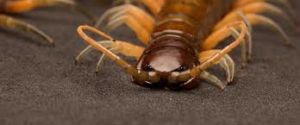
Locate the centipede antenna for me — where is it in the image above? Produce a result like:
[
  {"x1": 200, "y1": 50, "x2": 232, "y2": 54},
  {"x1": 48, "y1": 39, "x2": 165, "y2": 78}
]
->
[
  {"x1": 0, "y1": 15, "x2": 53, "y2": 44},
  {"x1": 77, "y1": 25, "x2": 138, "y2": 75}
]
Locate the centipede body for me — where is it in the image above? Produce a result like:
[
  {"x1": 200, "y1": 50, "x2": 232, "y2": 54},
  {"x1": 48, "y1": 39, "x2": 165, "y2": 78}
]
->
[{"x1": 77, "y1": 0, "x2": 292, "y2": 90}]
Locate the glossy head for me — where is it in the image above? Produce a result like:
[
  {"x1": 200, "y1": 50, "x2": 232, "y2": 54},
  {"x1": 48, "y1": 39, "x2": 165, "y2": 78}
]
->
[{"x1": 133, "y1": 37, "x2": 200, "y2": 90}]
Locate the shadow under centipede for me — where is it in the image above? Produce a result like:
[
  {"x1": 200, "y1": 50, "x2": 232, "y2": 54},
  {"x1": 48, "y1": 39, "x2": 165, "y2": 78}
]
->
[{"x1": 130, "y1": 85, "x2": 204, "y2": 96}]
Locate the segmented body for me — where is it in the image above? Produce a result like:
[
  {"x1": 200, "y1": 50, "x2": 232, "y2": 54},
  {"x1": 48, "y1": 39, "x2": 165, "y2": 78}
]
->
[
  {"x1": 152, "y1": 0, "x2": 232, "y2": 49},
  {"x1": 143, "y1": 0, "x2": 234, "y2": 64}
]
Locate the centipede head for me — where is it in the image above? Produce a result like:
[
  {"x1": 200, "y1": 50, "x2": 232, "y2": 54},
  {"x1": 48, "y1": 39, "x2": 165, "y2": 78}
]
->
[{"x1": 134, "y1": 37, "x2": 200, "y2": 90}]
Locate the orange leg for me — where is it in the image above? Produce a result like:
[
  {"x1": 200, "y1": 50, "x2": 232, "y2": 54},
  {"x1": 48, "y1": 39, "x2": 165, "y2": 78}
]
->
[
  {"x1": 95, "y1": 4, "x2": 154, "y2": 45},
  {"x1": 140, "y1": 0, "x2": 165, "y2": 15},
  {"x1": 0, "y1": 14, "x2": 53, "y2": 44},
  {"x1": 171, "y1": 22, "x2": 249, "y2": 84},
  {"x1": 2, "y1": 0, "x2": 94, "y2": 20},
  {"x1": 209, "y1": 1, "x2": 293, "y2": 64},
  {"x1": 234, "y1": 2, "x2": 291, "y2": 21},
  {"x1": 113, "y1": 0, "x2": 165, "y2": 15},
  {"x1": 199, "y1": 50, "x2": 236, "y2": 89},
  {"x1": 234, "y1": 0, "x2": 294, "y2": 16},
  {"x1": 2, "y1": 0, "x2": 74, "y2": 13}
]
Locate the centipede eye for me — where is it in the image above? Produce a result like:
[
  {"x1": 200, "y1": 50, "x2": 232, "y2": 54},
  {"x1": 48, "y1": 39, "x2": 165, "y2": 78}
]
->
[
  {"x1": 175, "y1": 65, "x2": 188, "y2": 72},
  {"x1": 143, "y1": 64, "x2": 154, "y2": 71}
]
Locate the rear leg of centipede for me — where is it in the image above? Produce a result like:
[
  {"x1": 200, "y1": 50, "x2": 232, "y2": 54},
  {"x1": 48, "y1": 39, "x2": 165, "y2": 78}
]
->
[
  {"x1": 232, "y1": 1, "x2": 296, "y2": 31},
  {"x1": 95, "y1": 4, "x2": 154, "y2": 44},
  {"x1": 216, "y1": 12, "x2": 292, "y2": 45},
  {"x1": 238, "y1": 1, "x2": 295, "y2": 25},
  {"x1": 0, "y1": 14, "x2": 53, "y2": 44},
  {"x1": 206, "y1": 2, "x2": 294, "y2": 65},
  {"x1": 234, "y1": 0, "x2": 295, "y2": 19},
  {"x1": 232, "y1": 1, "x2": 294, "y2": 35}
]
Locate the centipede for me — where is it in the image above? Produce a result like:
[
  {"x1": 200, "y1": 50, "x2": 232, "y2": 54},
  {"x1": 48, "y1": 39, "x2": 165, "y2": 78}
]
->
[
  {"x1": 76, "y1": 0, "x2": 294, "y2": 90},
  {"x1": 0, "y1": 0, "x2": 93, "y2": 45}
]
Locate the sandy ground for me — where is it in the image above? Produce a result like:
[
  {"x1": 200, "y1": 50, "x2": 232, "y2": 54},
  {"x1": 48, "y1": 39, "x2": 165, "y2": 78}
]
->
[{"x1": 0, "y1": 0, "x2": 299, "y2": 125}]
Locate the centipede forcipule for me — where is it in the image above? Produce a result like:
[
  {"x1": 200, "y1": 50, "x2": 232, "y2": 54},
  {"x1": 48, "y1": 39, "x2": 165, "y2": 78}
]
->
[{"x1": 76, "y1": 0, "x2": 293, "y2": 90}]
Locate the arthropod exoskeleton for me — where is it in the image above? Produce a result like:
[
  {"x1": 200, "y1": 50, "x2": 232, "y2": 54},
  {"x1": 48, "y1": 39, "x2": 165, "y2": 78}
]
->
[
  {"x1": 76, "y1": 0, "x2": 293, "y2": 90},
  {"x1": 0, "y1": 0, "x2": 93, "y2": 45}
]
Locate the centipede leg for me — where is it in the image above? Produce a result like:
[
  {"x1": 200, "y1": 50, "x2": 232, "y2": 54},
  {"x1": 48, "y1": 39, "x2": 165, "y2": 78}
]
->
[
  {"x1": 200, "y1": 71, "x2": 226, "y2": 90},
  {"x1": 3, "y1": 0, "x2": 93, "y2": 20},
  {"x1": 95, "y1": 53, "x2": 106, "y2": 73},
  {"x1": 106, "y1": 15, "x2": 151, "y2": 43},
  {"x1": 215, "y1": 12, "x2": 292, "y2": 46},
  {"x1": 231, "y1": 27, "x2": 252, "y2": 65},
  {"x1": 199, "y1": 50, "x2": 236, "y2": 89},
  {"x1": 234, "y1": 2, "x2": 291, "y2": 20},
  {"x1": 201, "y1": 21, "x2": 251, "y2": 65},
  {"x1": 234, "y1": 0, "x2": 295, "y2": 18},
  {"x1": 75, "y1": 41, "x2": 113, "y2": 63},
  {"x1": 190, "y1": 22, "x2": 249, "y2": 80},
  {"x1": 230, "y1": 1, "x2": 294, "y2": 29},
  {"x1": 95, "y1": 4, "x2": 154, "y2": 44},
  {"x1": 114, "y1": 0, "x2": 165, "y2": 14},
  {"x1": 140, "y1": 0, "x2": 165, "y2": 15},
  {"x1": 0, "y1": 14, "x2": 53, "y2": 44},
  {"x1": 235, "y1": 1, "x2": 297, "y2": 28}
]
